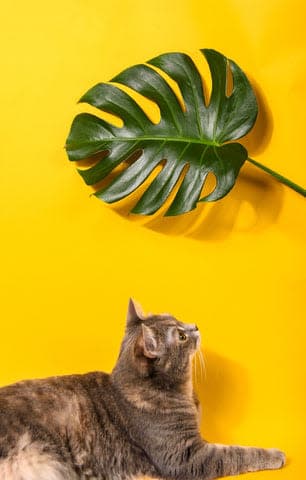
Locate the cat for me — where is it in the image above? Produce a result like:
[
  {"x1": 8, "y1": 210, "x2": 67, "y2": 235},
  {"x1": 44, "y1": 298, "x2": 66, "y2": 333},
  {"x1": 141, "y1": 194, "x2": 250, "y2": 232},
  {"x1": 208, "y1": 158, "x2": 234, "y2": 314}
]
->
[{"x1": 0, "y1": 299, "x2": 285, "y2": 480}]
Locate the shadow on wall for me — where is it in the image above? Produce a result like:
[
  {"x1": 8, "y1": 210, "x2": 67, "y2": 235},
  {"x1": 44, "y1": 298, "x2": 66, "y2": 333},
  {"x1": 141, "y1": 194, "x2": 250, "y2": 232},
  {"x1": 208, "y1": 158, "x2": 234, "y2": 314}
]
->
[
  {"x1": 241, "y1": 79, "x2": 274, "y2": 157},
  {"x1": 88, "y1": 77, "x2": 284, "y2": 241},
  {"x1": 103, "y1": 162, "x2": 284, "y2": 242},
  {"x1": 194, "y1": 349, "x2": 249, "y2": 444}
]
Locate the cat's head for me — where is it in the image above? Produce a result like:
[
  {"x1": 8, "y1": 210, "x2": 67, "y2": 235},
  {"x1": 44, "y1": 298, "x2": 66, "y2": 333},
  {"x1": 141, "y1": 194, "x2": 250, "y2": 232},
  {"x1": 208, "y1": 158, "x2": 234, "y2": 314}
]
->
[{"x1": 116, "y1": 299, "x2": 200, "y2": 387}]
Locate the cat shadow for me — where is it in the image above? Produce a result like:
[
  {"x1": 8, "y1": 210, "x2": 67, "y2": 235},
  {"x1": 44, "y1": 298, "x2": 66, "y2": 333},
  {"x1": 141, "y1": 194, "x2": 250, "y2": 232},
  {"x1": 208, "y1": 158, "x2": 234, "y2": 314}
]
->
[
  {"x1": 194, "y1": 349, "x2": 249, "y2": 444},
  {"x1": 98, "y1": 81, "x2": 284, "y2": 240}
]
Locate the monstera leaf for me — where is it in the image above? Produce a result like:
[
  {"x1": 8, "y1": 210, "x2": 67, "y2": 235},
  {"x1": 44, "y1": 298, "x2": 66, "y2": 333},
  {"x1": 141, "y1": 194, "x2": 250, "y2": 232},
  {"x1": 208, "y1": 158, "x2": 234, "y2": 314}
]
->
[{"x1": 66, "y1": 49, "x2": 305, "y2": 215}]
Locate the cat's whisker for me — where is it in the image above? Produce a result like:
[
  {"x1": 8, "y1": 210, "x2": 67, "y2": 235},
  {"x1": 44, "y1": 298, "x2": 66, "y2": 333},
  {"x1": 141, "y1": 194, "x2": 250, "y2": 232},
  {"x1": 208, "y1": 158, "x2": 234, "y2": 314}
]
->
[
  {"x1": 193, "y1": 353, "x2": 197, "y2": 383},
  {"x1": 193, "y1": 354, "x2": 198, "y2": 385},
  {"x1": 197, "y1": 353, "x2": 202, "y2": 385},
  {"x1": 195, "y1": 348, "x2": 206, "y2": 383},
  {"x1": 194, "y1": 350, "x2": 203, "y2": 385},
  {"x1": 199, "y1": 348, "x2": 207, "y2": 380},
  {"x1": 196, "y1": 353, "x2": 201, "y2": 383},
  {"x1": 196, "y1": 352, "x2": 201, "y2": 383}
]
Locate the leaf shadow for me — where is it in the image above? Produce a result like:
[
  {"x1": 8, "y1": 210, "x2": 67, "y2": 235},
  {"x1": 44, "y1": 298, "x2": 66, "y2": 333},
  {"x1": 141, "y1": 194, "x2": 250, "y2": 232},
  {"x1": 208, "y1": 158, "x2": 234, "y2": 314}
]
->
[
  {"x1": 187, "y1": 165, "x2": 284, "y2": 241},
  {"x1": 101, "y1": 163, "x2": 284, "y2": 241},
  {"x1": 241, "y1": 78, "x2": 274, "y2": 156},
  {"x1": 194, "y1": 349, "x2": 249, "y2": 444},
  {"x1": 131, "y1": 163, "x2": 284, "y2": 241}
]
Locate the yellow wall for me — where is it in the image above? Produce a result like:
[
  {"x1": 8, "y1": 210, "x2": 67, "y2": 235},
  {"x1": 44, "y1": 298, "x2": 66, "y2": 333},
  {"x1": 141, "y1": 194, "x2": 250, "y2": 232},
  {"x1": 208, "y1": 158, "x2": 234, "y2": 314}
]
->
[{"x1": 1, "y1": 1, "x2": 305, "y2": 479}]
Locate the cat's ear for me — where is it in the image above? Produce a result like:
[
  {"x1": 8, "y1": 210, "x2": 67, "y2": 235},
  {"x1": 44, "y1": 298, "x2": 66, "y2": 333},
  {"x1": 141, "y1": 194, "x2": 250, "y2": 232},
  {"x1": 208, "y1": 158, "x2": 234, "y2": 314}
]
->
[
  {"x1": 141, "y1": 324, "x2": 158, "y2": 359},
  {"x1": 126, "y1": 298, "x2": 146, "y2": 328}
]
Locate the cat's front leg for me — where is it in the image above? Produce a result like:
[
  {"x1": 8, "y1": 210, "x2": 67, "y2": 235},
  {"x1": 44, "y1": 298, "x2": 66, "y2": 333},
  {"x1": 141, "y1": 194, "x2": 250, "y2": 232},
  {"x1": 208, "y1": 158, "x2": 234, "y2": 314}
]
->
[
  {"x1": 198, "y1": 443, "x2": 286, "y2": 479},
  {"x1": 156, "y1": 441, "x2": 285, "y2": 480}
]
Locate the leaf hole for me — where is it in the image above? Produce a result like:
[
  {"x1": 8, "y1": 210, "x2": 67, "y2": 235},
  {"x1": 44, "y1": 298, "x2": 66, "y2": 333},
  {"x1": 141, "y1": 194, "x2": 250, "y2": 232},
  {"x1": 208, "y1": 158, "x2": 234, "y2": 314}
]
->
[
  {"x1": 226, "y1": 60, "x2": 234, "y2": 98},
  {"x1": 162, "y1": 163, "x2": 190, "y2": 212},
  {"x1": 112, "y1": 82, "x2": 161, "y2": 125},
  {"x1": 75, "y1": 150, "x2": 110, "y2": 169},
  {"x1": 90, "y1": 149, "x2": 143, "y2": 193},
  {"x1": 77, "y1": 102, "x2": 124, "y2": 128},
  {"x1": 145, "y1": 63, "x2": 186, "y2": 113},
  {"x1": 192, "y1": 50, "x2": 212, "y2": 107},
  {"x1": 100, "y1": 159, "x2": 167, "y2": 217},
  {"x1": 200, "y1": 172, "x2": 217, "y2": 198},
  {"x1": 140, "y1": 162, "x2": 190, "y2": 218}
]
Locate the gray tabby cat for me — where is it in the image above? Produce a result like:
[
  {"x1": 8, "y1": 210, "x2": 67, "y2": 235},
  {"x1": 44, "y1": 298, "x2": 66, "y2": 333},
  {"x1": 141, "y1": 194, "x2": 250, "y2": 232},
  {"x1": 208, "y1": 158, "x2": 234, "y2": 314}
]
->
[{"x1": 0, "y1": 299, "x2": 285, "y2": 480}]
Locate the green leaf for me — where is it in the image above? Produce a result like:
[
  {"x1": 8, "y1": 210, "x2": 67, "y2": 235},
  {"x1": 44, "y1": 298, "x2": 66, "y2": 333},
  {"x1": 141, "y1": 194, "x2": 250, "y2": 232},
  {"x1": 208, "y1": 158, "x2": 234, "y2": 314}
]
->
[{"x1": 66, "y1": 49, "x2": 259, "y2": 215}]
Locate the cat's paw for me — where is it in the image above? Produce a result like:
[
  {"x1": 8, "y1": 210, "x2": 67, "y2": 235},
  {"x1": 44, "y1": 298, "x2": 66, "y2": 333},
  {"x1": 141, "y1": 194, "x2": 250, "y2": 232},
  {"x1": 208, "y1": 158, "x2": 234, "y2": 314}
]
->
[{"x1": 267, "y1": 449, "x2": 286, "y2": 469}]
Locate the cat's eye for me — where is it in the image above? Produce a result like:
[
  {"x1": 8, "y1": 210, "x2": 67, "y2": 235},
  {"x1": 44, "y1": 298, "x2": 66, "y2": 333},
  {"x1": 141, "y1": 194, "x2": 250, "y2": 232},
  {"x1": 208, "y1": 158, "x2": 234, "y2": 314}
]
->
[{"x1": 178, "y1": 331, "x2": 187, "y2": 342}]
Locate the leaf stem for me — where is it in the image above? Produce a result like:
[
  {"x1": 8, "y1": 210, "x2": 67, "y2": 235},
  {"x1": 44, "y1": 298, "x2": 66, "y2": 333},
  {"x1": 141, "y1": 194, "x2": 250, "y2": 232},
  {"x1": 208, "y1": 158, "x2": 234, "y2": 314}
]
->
[{"x1": 247, "y1": 157, "x2": 306, "y2": 197}]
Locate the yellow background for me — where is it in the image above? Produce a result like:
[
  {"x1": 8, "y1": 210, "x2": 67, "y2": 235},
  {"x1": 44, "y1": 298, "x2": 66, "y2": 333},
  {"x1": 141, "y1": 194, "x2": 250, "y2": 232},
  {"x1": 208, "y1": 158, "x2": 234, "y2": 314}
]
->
[{"x1": 1, "y1": 1, "x2": 305, "y2": 479}]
